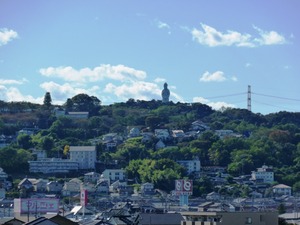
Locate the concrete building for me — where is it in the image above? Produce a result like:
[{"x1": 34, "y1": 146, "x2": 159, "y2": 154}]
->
[
  {"x1": 69, "y1": 146, "x2": 97, "y2": 170},
  {"x1": 181, "y1": 211, "x2": 278, "y2": 225},
  {"x1": 251, "y1": 165, "x2": 274, "y2": 184},
  {"x1": 102, "y1": 169, "x2": 126, "y2": 183},
  {"x1": 28, "y1": 158, "x2": 79, "y2": 174},
  {"x1": 66, "y1": 111, "x2": 89, "y2": 119},
  {"x1": 177, "y1": 158, "x2": 201, "y2": 177}
]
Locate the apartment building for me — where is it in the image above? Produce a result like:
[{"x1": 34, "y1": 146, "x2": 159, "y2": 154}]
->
[{"x1": 69, "y1": 146, "x2": 97, "y2": 170}]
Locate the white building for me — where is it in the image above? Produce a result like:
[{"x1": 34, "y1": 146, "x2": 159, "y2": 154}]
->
[
  {"x1": 102, "y1": 169, "x2": 126, "y2": 183},
  {"x1": 69, "y1": 146, "x2": 97, "y2": 170},
  {"x1": 28, "y1": 158, "x2": 79, "y2": 174},
  {"x1": 67, "y1": 111, "x2": 89, "y2": 119},
  {"x1": 177, "y1": 158, "x2": 201, "y2": 177},
  {"x1": 273, "y1": 184, "x2": 292, "y2": 196},
  {"x1": 251, "y1": 165, "x2": 274, "y2": 184}
]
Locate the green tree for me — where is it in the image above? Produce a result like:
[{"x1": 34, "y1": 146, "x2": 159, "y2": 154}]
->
[
  {"x1": 43, "y1": 92, "x2": 52, "y2": 109},
  {"x1": 145, "y1": 116, "x2": 162, "y2": 131},
  {"x1": 42, "y1": 136, "x2": 54, "y2": 152},
  {"x1": 278, "y1": 203, "x2": 286, "y2": 214},
  {"x1": 17, "y1": 133, "x2": 33, "y2": 149},
  {"x1": 64, "y1": 98, "x2": 73, "y2": 112},
  {"x1": 0, "y1": 146, "x2": 31, "y2": 173},
  {"x1": 68, "y1": 93, "x2": 101, "y2": 116}
]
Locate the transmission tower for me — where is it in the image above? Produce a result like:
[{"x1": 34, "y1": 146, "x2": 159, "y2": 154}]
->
[{"x1": 247, "y1": 85, "x2": 251, "y2": 111}]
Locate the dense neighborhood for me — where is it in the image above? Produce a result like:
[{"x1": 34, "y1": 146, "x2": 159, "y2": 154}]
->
[{"x1": 0, "y1": 90, "x2": 300, "y2": 224}]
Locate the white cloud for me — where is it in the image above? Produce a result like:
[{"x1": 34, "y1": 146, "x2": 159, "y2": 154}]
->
[
  {"x1": 38, "y1": 64, "x2": 184, "y2": 104},
  {"x1": 39, "y1": 64, "x2": 147, "y2": 83},
  {"x1": 154, "y1": 77, "x2": 166, "y2": 83},
  {"x1": 0, "y1": 78, "x2": 28, "y2": 85},
  {"x1": 200, "y1": 71, "x2": 227, "y2": 82},
  {"x1": 192, "y1": 23, "x2": 286, "y2": 47},
  {"x1": 39, "y1": 81, "x2": 100, "y2": 105},
  {"x1": 193, "y1": 96, "x2": 235, "y2": 110},
  {"x1": 245, "y1": 63, "x2": 251, "y2": 68},
  {"x1": 104, "y1": 81, "x2": 161, "y2": 101},
  {"x1": 0, "y1": 85, "x2": 42, "y2": 103},
  {"x1": 231, "y1": 76, "x2": 238, "y2": 82},
  {"x1": 192, "y1": 23, "x2": 254, "y2": 47},
  {"x1": 0, "y1": 28, "x2": 18, "y2": 46},
  {"x1": 156, "y1": 20, "x2": 171, "y2": 34},
  {"x1": 103, "y1": 81, "x2": 183, "y2": 103},
  {"x1": 157, "y1": 21, "x2": 170, "y2": 29},
  {"x1": 253, "y1": 26, "x2": 286, "y2": 45}
]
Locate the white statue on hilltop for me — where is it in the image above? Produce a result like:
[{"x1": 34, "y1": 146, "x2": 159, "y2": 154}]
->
[{"x1": 161, "y1": 82, "x2": 170, "y2": 103}]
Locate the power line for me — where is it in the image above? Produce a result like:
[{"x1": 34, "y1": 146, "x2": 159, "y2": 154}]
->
[
  {"x1": 204, "y1": 92, "x2": 246, "y2": 100},
  {"x1": 252, "y1": 100, "x2": 299, "y2": 112},
  {"x1": 252, "y1": 92, "x2": 300, "y2": 102}
]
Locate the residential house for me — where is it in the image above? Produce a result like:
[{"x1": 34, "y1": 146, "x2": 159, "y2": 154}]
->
[
  {"x1": 141, "y1": 132, "x2": 154, "y2": 143},
  {"x1": 18, "y1": 178, "x2": 35, "y2": 190},
  {"x1": 32, "y1": 179, "x2": 49, "y2": 192},
  {"x1": 62, "y1": 178, "x2": 82, "y2": 196},
  {"x1": 102, "y1": 169, "x2": 126, "y2": 183},
  {"x1": 46, "y1": 181, "x2": 63, "y2": 193},
  {"x1": 273, "y1": 184, "x2": 292, "y2": 196},
  {"x1": 20, "y1": 214, "x2": 79, "y2": 225},
  {"x1": 102, "y1": 133, "x2": 123, "y2": 150},
  {"x1": 117, "y1": 183, "x2": 134, "y2": 196},
  {"x1": 251, "y1": 165, "x2": 274, "y2": 184},
  {"x1": 0, "y1": 217, "x2": 24, "y2": 225},
  {"x1": 53, "y1": 107, "x2": 66, "y2": 117},
  {"x1": 69, "y1": 146, "x2": 97, "y2": 170},
  {"x1": 28, "y1": 158, "x2": 79, "y2": 174},
  {"x1": 172, "y1": 130, "x2": 185, "y2": 141},
  {"x1": 154, "y1": 129, "x2": 170, "y2": 140},
  {"x1": 95, "y1": 180, "x2": 109, "y2": 194},
  {"x1": 84, "y1": 172, "x2": 100, "y2": 184},
  {"x1": 155, "y1": 140, "x2": 166, "y2": 150},
  {"x1": 140, "y1": 182, "x2": 155, "y2": 196},
  {"x1": 191, "y1": 120, "x2": 210, "y2": 132},
  {"x1": 17, "y1": 128, "x2": 36, "y2": 136},
  {"x1": 206, "y1": 192, "x2": 221, "y2": 201},
  {"x1": 180, "y1": 211, "x2": 278, "y2": 225},
  {"x1": 128, "y1": 127, "x2": 140, "y2": 138}
]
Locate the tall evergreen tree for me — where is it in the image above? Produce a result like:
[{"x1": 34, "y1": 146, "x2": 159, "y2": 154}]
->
[{"x1": 43, "y1": 92, "x2": 52, "y2": 109}]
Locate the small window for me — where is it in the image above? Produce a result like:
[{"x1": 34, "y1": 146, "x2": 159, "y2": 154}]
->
[{"x1": 246, "y1": 217, "x2": 252, "y2": 224}]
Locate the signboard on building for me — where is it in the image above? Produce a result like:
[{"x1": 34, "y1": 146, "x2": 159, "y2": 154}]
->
[
  {"x1": 174, "y1": 179, "x2": 193, "y2": 195},
  {"x1": 14, "y1": 198, "x2": 59, "y2": 214},
  {"x1": 80, "y1": 189, "x2": 88, "y2": 206}
]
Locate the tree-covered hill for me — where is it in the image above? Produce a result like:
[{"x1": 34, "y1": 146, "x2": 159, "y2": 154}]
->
[{"x1": 1, "y1": 94, "x2": 300, "y2": 195}]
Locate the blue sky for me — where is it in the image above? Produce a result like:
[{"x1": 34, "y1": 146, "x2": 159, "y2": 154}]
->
[{"x1": 0, "y1": 0, "x2": 299, "y2": 114}]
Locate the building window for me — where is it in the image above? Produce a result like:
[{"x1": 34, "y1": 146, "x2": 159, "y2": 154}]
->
[{"x1": 246, "y1": 217, "x2": 252, "y2": 224}]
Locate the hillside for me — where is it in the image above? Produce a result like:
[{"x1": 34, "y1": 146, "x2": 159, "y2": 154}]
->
[{"x1": 1, "y1": 95, "x2": 300, "y2": 195}]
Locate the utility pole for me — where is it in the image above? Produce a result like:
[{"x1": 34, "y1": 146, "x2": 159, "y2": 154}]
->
[{"x1": 247, "y1": 85, "x2": 251, "y2": 111}]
